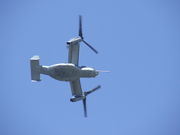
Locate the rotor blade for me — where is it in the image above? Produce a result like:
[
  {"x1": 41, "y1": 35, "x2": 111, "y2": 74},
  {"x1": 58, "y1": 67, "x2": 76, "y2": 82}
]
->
[
  {"x1": 83, "y1": 98, "x2": 87, "y2": 117},
  {"x1": 82, "y1": 40, "x2": 98, "y2": 54},
  {"x1": 79, "y1": 15, "x2": 83, "y2": 39},
  {"x1": 85, "y1": 85, "x2": 101, "y2": 96}
]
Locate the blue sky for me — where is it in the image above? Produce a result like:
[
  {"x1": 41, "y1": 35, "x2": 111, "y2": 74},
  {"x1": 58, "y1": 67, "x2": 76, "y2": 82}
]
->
[{"x1": 0, "y1": 0, "x2": 180, "y2": 135}]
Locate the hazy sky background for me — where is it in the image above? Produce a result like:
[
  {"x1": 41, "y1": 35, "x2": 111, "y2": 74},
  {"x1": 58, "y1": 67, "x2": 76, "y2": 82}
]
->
[{"x1": 1, "y1": 0, "x2": 180, "y2": 135}]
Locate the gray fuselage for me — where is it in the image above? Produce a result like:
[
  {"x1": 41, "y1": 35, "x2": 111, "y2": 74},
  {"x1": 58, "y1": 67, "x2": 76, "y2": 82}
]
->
[{"x1": 40, "y1": 63, "x2": 98, "y2": 81}]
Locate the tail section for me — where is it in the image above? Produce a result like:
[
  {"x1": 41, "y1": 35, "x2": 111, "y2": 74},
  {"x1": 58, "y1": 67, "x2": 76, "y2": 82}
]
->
[{"x1": 30, "y1": 56, "x2": 41, "y2": 81}]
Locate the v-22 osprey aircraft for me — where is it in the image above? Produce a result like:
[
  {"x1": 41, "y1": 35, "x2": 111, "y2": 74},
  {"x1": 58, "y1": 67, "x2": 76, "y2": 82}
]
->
[{"x1": 30, "y1": 16, "x2": 104, "y2": 117}]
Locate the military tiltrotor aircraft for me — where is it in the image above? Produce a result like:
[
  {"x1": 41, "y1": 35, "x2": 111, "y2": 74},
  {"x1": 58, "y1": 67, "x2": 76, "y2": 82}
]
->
[{"x1": 30, "y1": 16, "x2": 103, "y2": 117}]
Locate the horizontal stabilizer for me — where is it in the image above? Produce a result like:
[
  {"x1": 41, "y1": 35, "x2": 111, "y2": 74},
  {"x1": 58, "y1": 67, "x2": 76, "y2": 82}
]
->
[{"x1": 30, "y1": 56, "x2": 41, "y2": 81}]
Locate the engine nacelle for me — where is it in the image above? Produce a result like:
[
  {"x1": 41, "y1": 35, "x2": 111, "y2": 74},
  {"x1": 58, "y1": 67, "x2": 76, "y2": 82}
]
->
[
  {"x1": 70, "y1": 96, "x2": 86, "y2": 102},
  {"x1": 67, "y1": 37, "x2": 82, "y2": 45}
]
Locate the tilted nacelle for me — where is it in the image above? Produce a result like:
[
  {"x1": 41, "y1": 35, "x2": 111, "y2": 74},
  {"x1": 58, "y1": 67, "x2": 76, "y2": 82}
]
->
[
  {"x1": 66, "y1": 37, "x2": 82, "y2": 45},
  {"x1": 70, "y1": 95, "x2": 86, "y2": 102}
]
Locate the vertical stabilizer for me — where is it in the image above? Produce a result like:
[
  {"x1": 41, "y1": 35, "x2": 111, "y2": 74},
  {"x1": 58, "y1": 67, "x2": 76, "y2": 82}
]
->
[{"x1": 30, "y1": 56, "x2": 41, "y2": 81}]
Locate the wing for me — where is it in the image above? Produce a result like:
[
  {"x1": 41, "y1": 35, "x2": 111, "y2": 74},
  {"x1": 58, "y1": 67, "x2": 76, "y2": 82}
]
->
[
  {"x1": 68, "y1": 42, "x2": 80, "y2": 66},
  {"x1": 70, "y1": 79, "x2": 82, "y2": 96}
]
